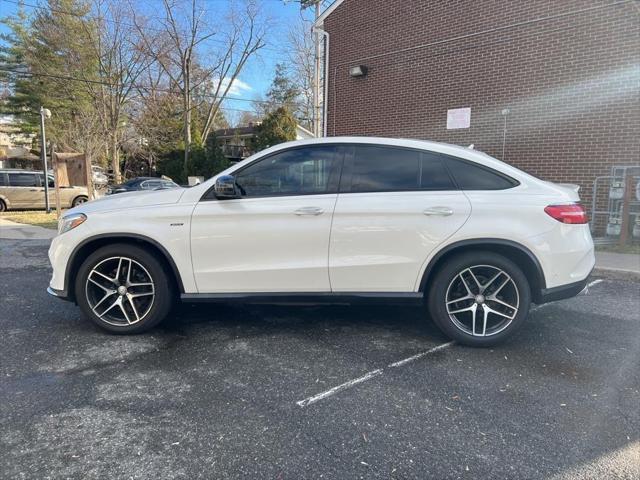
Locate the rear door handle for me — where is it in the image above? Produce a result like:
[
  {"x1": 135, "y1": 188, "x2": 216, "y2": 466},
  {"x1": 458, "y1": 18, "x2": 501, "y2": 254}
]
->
[
  {"x1": 423, "y1": 206, "x2": 453, "y2": 216},
  {"x1": 294, "y1": 206, "x2": 324, "y2": 216}
]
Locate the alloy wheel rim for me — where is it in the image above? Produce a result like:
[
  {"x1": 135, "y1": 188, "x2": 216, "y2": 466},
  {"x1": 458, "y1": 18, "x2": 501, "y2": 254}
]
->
[
  {"x1": 445, "y1": 265, "x2": 519, "y2": 337},
  {"x1": 85, "y1": 256, "x2": 155, "y2": 326}
]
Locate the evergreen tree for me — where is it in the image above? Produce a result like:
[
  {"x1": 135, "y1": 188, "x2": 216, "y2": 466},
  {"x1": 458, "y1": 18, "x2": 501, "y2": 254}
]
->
[
  {"x1": 264, "y1": 63, "x2": 299, "y2": 114},
  {"x1": 0, "y1": 0, "x2": 99, "y2": 145},
  {"x1": 255, "y1": 106, "x2": 297, "y2": 151}
]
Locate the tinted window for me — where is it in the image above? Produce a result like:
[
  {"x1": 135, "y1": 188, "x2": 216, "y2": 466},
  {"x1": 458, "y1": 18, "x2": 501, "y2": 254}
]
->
[
  {"x1": 0, "y1": 174, "x2": 7, "y2": 186},
  {"x1": 445, "y1": 157, "x2": 518, "y2": 190},
  {"x1": 350, "y1": 146, "x2": 455, "y2": 192},
  {"x1": 142, "y1": 180, "x2": 162, "y2": 190},
  {"x1": 235, "y1": 146, "x2": 337, "y2": 197},
  {"x1": 420, "y1": 152, "x2": 456, "y2": 190},
  {"x1": 38, "y1": 174, "x2": 55, "y2": 188},
  {"x1": 8, "y1": 173, "x2": 38, "y2": 187}
]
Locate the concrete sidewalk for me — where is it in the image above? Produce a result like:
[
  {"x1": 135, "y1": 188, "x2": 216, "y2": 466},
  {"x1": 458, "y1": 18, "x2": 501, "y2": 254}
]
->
[
  {"x1": 594, "y1": 250, "x2": 640, "y2": 281},
  {"x1": 0, "y1": 218, "x2": 57, "y2": 240}
]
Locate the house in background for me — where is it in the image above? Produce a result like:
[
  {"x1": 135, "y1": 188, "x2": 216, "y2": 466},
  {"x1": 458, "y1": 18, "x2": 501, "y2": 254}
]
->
[
  {"x1": 0, "y1": 116, "x2": 38, "y2": 169},
  {"x1": 213, "y1": 123, "x2": 315, "y2": 163},
  {"x1": 315, "y1": 0, "x2": 639, "y2": 210}
]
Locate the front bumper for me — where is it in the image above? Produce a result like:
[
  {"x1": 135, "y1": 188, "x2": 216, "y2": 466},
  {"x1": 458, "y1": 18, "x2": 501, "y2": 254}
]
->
[{"x1": 47, "y1": 286, "x2": 72, "y2": 302}]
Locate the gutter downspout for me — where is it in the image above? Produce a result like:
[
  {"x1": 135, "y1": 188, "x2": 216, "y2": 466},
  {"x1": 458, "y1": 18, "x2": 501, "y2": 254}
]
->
[{"x1": 312, "y1": 25, "x2": 330, "y2": 137}]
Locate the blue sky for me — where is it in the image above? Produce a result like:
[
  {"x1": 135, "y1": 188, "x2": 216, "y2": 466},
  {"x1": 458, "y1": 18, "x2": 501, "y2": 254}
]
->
[{"x1": 0, "y1": 0, "x2": 321, "y2": 119}]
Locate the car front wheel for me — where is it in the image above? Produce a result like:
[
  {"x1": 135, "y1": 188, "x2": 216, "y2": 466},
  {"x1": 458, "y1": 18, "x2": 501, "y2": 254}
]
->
[
  {"x1": 75, "y1": 243, "x2": 174, "y2": 333},
  {"x1": 427, "y1": 251, "x2": 531, "y2": 347}
]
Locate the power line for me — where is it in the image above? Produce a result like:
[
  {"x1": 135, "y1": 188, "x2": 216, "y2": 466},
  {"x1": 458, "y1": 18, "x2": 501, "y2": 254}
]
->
[{"x1": 0, "y1": 65, "x2": 305, "y2": 107}]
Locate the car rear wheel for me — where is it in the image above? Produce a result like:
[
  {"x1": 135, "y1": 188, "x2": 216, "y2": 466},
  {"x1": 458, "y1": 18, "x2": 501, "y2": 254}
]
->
[
  {"x1": 0, "y1": 199, "x2": 6, "y2": 212},
  {"x1": 72, "y1": 195, "x2": 88, "y2": 207},
  {"x1": 427, "y1": 251, "x2": 531, "y2": 347},
  {"x1": 75, "y1": 243, "x2": 174, "y2": 333}
]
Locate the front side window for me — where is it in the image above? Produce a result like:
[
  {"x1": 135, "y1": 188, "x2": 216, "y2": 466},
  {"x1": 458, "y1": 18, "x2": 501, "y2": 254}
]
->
[
  {"x1": 8, "y1": 173, "x2": 38, "y2": 187},
  {"x1": 37, "y1": 174, "x2": 55, "y2": 188},
  {"x1": 234, "y1": 146, "x2": 338, "y2": 197},
  {"x1": 349, "y1": 146, "x2": 455, "y2": 192}
]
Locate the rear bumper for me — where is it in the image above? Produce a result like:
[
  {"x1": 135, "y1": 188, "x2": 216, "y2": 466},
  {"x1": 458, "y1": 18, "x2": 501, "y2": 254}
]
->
[{"x1": 537, "y1": 272, "x2": 591, "y2": 304}]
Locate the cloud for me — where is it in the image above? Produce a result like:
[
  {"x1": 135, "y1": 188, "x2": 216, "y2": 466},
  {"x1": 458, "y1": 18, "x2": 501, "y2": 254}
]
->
[{"x1": 214, "y1": 77, "x2": 252, "y2": 97}]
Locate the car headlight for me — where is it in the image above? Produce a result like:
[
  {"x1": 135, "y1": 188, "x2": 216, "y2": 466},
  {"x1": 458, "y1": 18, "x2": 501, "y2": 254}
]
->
[{"x1": 58, "y1": 213, "x2": 87, "y2": 235}]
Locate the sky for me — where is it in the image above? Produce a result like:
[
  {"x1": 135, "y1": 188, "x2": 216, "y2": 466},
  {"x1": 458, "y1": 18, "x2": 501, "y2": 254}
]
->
[{"x1": 0, "y1": 0, "x2": 324, "y2": 121}]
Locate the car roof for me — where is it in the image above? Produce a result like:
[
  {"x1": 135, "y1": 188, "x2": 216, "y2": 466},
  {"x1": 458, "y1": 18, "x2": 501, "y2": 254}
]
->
[{"x1": 252, "y1": 136, "x2": 535, "y2": 182}]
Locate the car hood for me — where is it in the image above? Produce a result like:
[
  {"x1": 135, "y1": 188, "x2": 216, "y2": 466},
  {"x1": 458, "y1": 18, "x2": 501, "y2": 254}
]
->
[{"x1": 67, "y1": 187, "x2": 186, "y2": 215}]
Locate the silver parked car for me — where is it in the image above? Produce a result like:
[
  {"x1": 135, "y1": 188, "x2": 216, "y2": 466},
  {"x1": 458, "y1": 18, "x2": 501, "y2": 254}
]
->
[{"x1": 0, "y1": 169, "x2": 89, "y2": 211}]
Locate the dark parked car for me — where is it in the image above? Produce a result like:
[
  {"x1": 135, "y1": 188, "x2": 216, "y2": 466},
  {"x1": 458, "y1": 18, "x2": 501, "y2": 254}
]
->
[{"x1": 107, "y1": 177, "x2": 179, "y2": 195}]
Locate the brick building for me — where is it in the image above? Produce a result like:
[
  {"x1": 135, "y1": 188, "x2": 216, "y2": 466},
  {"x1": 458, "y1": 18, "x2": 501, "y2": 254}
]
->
[{"x1": 315, "y1": 0, "x2": 639, "y2": 213}]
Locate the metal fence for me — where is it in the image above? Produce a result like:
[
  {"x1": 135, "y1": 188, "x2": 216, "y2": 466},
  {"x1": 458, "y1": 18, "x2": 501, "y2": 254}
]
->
[{"x1": 590, "y1": 165, "x2": 640, "y2": 245}]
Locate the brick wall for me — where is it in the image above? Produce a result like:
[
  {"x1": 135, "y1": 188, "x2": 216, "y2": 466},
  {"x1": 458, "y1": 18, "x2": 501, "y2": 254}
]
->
[{"x1": 323, "y1": 0, "x2": 640, "y2": 220}]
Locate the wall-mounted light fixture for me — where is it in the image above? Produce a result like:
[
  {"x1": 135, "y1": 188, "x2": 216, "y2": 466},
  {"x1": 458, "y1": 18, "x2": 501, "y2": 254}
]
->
[{"x1": 349, "y1": 65, "x2": 368, "y2": 78}]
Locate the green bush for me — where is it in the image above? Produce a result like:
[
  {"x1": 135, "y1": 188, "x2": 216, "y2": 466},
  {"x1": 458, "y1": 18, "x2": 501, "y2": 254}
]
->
[{"x1": 156, "y1": 135, "x2": 230, "y2": 184}]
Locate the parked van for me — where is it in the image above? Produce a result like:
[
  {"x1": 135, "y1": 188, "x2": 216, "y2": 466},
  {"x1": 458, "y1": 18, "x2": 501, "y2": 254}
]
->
[{"x1": 0, "y1": 169, "x2": 89, "y2": 211}]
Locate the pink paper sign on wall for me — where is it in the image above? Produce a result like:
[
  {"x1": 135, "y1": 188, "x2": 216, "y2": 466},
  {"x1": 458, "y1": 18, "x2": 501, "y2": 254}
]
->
[{"x1": 446, "y1": 107, "x2": 471, "y2": 129}]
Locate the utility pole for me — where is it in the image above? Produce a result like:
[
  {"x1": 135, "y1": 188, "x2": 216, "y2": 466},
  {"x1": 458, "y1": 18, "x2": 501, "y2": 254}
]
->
[
  {"x1": 39, "y1": 107, "x2": 52, "y2": 213},
  {"x1": 301, "y1": 0, "x2": 323, "y2": 137}
]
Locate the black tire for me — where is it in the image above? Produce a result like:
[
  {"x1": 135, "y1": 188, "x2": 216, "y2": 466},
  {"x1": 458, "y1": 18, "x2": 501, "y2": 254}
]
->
[
  {"x1": 75, "y1": 243, "x2": 174, "y2": 334},
  {"x1": 0, "y1": 199, "x2": 6, "y2": 212},
  {"x1": 72, "y1": 196, "x2": 88, "y2": 207},
  {"x1": 427, "y1": 251, "x2": 531, "y2": 347}
]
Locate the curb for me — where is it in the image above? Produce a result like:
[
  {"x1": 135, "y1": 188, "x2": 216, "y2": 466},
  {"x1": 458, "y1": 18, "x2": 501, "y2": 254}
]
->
[{"x1": 592, "y1": 267, "x2": 640, "y2": 282}]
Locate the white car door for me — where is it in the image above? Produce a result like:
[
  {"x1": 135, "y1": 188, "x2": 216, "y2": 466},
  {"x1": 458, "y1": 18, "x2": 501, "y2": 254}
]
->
[
  {"x1": 329, "y1": 145, "x2": 472, "y2": 292},
  {"x1": 190, "y1": 145, "x2": 341, "y2": 293}
]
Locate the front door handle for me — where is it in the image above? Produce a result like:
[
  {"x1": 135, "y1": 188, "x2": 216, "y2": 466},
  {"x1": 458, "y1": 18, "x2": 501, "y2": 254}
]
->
[
  {"x1": 423, "y1": 206, "x2": 453, "y2": 216},
  {"x1": 294, "y1": 206, "x2": 324, "y2": 216}
]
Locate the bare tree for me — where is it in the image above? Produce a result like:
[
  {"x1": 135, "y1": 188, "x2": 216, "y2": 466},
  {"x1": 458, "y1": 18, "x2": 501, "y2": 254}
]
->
[
  {"x1": 286, "y1": 17, "x2": 315, "y2": 132},
  {"x1": 200, "y1": 1, "x2": 267, "y2": 144},
  {"x1": 134, "y1": 0, "x2": 266, "y2": 173},
  {"x1": 73, "y1": 0, "x2": 154, "y2": 183}
]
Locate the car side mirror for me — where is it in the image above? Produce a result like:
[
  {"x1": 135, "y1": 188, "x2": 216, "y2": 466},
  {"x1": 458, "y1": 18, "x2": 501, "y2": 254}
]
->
[{"x1": 214, "y1": 175, "x2": 241, "y2": 199}]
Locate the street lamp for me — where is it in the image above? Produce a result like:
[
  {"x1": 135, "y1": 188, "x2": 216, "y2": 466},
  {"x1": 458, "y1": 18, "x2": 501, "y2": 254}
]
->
[{"x1": 39, "y1": 106, "x2": 52, "y2": 213}]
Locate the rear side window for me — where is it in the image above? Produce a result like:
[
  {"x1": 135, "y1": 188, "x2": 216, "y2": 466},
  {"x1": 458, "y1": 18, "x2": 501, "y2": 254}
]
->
[
  {"x1": 8, "y1": 173, "x2": 38, "y2": 187},
  {"x1": 445, "y1": 157, "x2": 518, "y2": 190},
  {"x1": 0, "y1": 173, "x2": 7, "y2": 186},
  {"x1": 349, "y1": 146, "x2": 455, "y2": 192}
]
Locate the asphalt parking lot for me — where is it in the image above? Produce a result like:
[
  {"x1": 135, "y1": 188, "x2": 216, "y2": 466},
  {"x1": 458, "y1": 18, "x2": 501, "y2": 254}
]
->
[{"x1": 1, "y1": 238, "x2": 639, "y2": 479}]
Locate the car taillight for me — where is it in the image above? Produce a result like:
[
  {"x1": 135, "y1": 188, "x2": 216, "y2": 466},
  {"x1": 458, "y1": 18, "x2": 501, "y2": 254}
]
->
[{"x1": 544, "y1": 204, "x2": 588, "y2": 224}]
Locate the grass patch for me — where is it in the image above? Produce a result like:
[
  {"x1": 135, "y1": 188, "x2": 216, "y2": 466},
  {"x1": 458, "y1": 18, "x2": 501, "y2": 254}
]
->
[
  {"x1": 595, "y1": 243, "x2": 640, "y2": 255},
  {"x1": 0, "y1": 210, "x2": 62, "y2": 229}
]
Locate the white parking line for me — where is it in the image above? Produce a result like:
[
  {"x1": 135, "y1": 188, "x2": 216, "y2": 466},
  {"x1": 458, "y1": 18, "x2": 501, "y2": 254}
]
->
[
  {"x1": 297, "y1": 279, "x2": 607, "y2": 408},
  {"x1": 587, "y1": 278, "x2": 604, "y2": 288},
  {"x1": 388, "y1": 341, "x2": 455, "y2": 368},
  {"x1": 296, "y1": 369, "x2": 384, "y2": 407},
  {"x1": 296, "y1": 341, "x2": 454, "y2": 408}
]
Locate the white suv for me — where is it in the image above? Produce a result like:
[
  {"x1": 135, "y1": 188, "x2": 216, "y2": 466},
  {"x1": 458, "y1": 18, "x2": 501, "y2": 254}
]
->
[{"x1": 47, "y1": 137, "x2": 594, "y2": 346}]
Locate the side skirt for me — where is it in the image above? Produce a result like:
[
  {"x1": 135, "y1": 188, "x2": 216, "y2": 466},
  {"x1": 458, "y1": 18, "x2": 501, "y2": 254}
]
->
[{"x1": 180, "y1": 292, "x2": 424, "y2": 305}]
